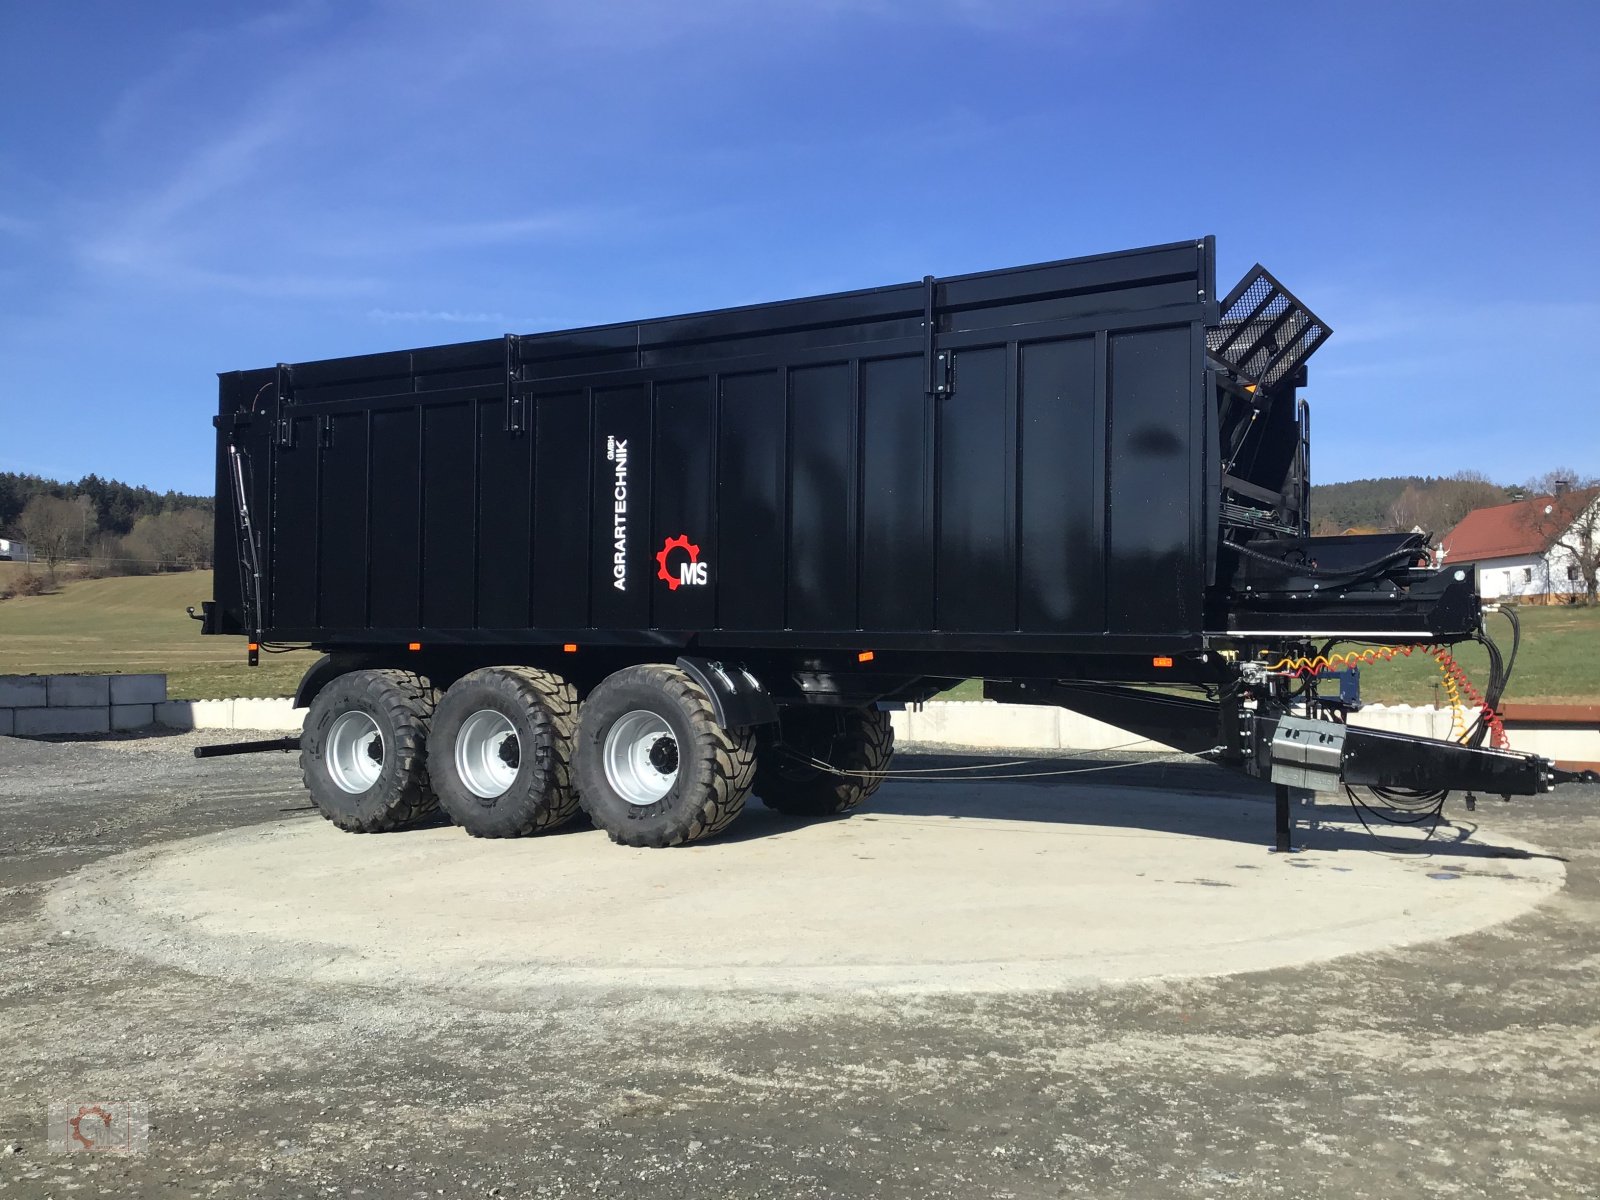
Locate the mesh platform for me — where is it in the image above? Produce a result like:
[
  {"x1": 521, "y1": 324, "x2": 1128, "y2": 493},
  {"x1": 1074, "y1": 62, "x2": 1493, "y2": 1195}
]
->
[{"x1": 1207, "y1": 265, "x2": 1331, "y2": 389}]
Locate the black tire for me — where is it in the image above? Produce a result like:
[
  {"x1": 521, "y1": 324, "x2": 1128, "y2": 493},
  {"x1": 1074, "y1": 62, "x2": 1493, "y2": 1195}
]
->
[
  {"x1": 427, "y1": 666, "x2": 580, "y2": 838},
  {"x1": 300, "y1": 669, "x2": 439, "y2": 833},
  {"x1": 755, "y1": 706, "x2": 894, "y2": 817},
  {"x1": 573, "y1": 664, "x2": 756, "y2": 847}
]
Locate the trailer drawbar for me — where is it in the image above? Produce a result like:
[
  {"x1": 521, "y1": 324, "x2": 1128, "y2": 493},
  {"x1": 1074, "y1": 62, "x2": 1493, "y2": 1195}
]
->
[{"x1": 196, "y1": 237, "x2": 1594, "y2": 849}]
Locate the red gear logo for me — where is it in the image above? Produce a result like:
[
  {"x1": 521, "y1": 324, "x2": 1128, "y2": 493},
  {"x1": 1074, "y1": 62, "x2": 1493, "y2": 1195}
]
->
[
  {"x1": 69, "y1": 1105, "x2": 113, "y2": 1150},
  {"x1": 655, "y1": 534, "x2": 701, "y2": 590}
]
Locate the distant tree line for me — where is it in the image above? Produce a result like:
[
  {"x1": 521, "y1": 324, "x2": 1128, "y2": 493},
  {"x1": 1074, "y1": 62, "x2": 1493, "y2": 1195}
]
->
[
  {"x1": 1309, "y1": 469, "x2": 1594, "y2": 542},
  {"x1": 1309, "y1": 469, "x2": 1599, "y2": 604},
  {"x1": 0, "y1": 472, "x2": 213, "y2": 583},
  {"x1": 1308, "y1": 473, "x2": 1514, "y2": 536}
]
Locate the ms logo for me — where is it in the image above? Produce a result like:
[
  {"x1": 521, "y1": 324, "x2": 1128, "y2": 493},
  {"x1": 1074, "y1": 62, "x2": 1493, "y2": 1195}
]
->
[{"x1": 656, "y1": 535, "x2": 708, "y2": 591}]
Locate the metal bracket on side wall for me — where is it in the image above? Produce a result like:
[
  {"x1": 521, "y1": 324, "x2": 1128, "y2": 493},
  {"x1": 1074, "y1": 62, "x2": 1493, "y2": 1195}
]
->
[
  {"x1": 922, "y1": 275, "x2": 953, "y2": 397},
  {"x1": 676, "y1": 657, "x2": 778, "y2": 730},
  {"x1": 1269, "y1": 715, "x2": 1346, "y2": 792},
  {"x1": 504, "y1": 335, "x2": 526, "y2": 435},
  {"x1": 274, "y1": 362, "x2": 295, "y2": 448}
]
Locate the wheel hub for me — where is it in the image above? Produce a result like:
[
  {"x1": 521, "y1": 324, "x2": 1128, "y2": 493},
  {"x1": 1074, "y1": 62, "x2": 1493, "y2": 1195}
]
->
[
  {"x1": 603, "y1": 710, "x2": 680, "y2": 806},
  {"x1": 326, "y1": 710, "x2": 385, "y2": 795},
  {"x1": 456, "y1": 709, "x2": 521, "y2": 800},
  {"x1": 648, "y1": 736, "x2": 679, "y2": 774}
]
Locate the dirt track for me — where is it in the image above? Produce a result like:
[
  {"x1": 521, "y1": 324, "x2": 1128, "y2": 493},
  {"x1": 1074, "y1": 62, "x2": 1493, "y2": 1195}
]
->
[{"x1": 3, "y1": 731, "x2": 1598, "y2": 1198}]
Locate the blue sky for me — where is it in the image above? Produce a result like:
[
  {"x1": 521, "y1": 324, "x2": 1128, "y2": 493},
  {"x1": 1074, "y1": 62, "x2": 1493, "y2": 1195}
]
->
[{"x1": 1, "y1": 0, "x2": 1596, "y2": 495}]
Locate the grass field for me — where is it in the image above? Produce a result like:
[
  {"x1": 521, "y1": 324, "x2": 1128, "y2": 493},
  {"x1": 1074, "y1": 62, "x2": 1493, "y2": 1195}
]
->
[
  {"x1": 1, "y1": 570, "x2": 1595, "y2": 704},
  {"x1": 939, "y1": 604, "x2": 1600, "y2": 706},
  {"x1": 0, "y1": 571, "x2": 307, "y2": 699}
]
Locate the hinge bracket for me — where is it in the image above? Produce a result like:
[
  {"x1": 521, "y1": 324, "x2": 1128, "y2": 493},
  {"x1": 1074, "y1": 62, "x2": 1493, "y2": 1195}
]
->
[
  {"x1": 273, "y1": 362, "x2": 296, "y2": 448},
  {"x1": 922, "y1": 274, "x2": 952, "y2": 397},
  {"x1": 505, "y1": 334, "x2": 526, "y2": 434}
]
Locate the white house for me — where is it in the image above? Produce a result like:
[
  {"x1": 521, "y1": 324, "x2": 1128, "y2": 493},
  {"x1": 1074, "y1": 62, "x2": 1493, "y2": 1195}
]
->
[
  {"x1": 1438, "y1": 487, "x2": 1599, "y2": 601},
  {"x1": 0, "y1": 537, "x2": 29, "y2": 562}
]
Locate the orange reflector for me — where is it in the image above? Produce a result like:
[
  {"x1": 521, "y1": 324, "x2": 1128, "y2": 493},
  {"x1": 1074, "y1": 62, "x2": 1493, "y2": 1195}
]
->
[
  {"x1": 1152, "y1": 655, "x2": 1174, "y2": 668},
  {"x1": 857, "y1": 650, "x2": 875, "y2": 663},
  {"x1": 1245, "y1": 384, "x2": 1258, "y2": 393},
  {"x1": 247, "y1": 642, "x2": 259, "y2": 651},
  {"x1": 408, "y1": 642, "x2": 422, "y2": 652},
  {"x1": 563, "y1": 643, "x2": 579, "y2": 653}
]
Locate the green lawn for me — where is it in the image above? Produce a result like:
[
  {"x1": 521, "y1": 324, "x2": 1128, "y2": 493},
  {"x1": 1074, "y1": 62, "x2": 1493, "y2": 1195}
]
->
[
  {"x1": 935, "y1": 604, "x2": 1599, "y2": 707},
  {"x1": 1351, "y1": 604, "x2": 1599, "y2": 706},
  {"x1": 0, "y1": 571, "x2": 309, "y2": 699},
  {"x1": 1, "y1": 570, "x2": 1595, "y2": 705}
]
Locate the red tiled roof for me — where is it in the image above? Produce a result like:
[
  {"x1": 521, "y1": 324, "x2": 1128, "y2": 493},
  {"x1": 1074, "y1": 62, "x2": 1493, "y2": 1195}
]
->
[{"x1": 1439, "y1": 488, "x2": 1599, "y2": 563}]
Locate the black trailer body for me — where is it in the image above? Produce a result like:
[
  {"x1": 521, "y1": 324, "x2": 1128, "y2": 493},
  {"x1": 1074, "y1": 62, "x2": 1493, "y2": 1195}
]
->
[
  {"x1": 203, "y1": 237, "x2": 1587, "y2": 847},
  {"x1": 215, "y1": 238, "x2": 1233, "y2": 661}
]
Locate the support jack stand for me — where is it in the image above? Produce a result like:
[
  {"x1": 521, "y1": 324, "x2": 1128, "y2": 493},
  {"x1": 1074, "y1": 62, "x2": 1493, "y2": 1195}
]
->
[{"x1": 1271, "y1": 782, "x2": 1297, "y2": 853}]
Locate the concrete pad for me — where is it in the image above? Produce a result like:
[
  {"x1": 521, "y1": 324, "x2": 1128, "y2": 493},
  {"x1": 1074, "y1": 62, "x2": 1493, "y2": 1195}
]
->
[
  {"x1": 46, "y1": 674, "x2": 110, "y2": 706},
  {"x1": 111, "y1": 703, "x2": 156, "y2": 730},
  {"x1": 15, "y1": 706, "x2": 112, "y2": 736},
  {"x1": 0, "y1": 675, "x2": 47, "y2": 707},
  {"x1": 54, "y1": 779, "x2": 1563, "y2": 995},
  {"x1": 109, "y1": 674, "x2": 167, "y2": 704}
]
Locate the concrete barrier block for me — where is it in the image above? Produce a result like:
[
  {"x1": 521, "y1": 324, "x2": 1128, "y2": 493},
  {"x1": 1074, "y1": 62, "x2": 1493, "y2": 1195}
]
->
[
  {"x1": 155, "y1": 699, "x2": 237, "y2": 729},
  {"x1": 228, "y1": 697, "x2": 304, "y2": 731},
  {"x1": 195, "y1": 699, "x2": 239, "y2": 729},
  {"x1": 908, "y1": 702, "x2": 1061, "y2": 750},
  {"x1": 15, "y1": 706, "x2": 112, "y2": 736},
  {"x1": 0, "y1": 675, "x2": 47, "y2": 707},
  {"x1": 1349, "y1": 704, "x2": 1445, "y2": 740},
  {"x1": 1500, "y1": 726, "x2": 1598, "y2": 763},
  {"x1": 1058, "y1": 709, "x2": 1170, "y2": 752},
  {"x1": 154, "y1": 700, "x2": 196, "y2": 730},
  {"x1": 47, "y1": 675, "x2": 111, "y2": 707},
  {"x1": 112, "y1": 703, "x2": 156, "y2": 730},
  {"x1": 883, "y1": 700, "x2": 1597, "y2": 766},
  {"x1": 110, "y1": 674, "x2": 167, "y2": 704},
  {"x1": 0, "y1": 709, "x2": 12, "y2": 736}
]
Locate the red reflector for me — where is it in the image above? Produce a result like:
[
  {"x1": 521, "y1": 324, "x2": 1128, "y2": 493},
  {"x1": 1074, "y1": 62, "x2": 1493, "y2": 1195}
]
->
[
  {"x1": 408, "y1": 642, "x2": 422, "y2": 652},
  {"x1": 563, "y1": 643, "x2": 579, "y2": 653},
  {"x1": 858, "y1": 650, "x2": 875, "y2": 663},
  {"x1": 1152, "y1": 656, "x2": 1174, "y2": 668}
]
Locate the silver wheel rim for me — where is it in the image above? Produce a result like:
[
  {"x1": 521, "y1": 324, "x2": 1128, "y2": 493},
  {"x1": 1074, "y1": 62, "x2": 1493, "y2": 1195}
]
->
[
  {"x1": 326, "y1": 710, "x2": 385, "y2": 794},
  {"x1": 603, "y1": 710, "x2": 678, "y2": 806},
  {"x1": 455, "y1": 709, "x2": 520, "y2": 799}
]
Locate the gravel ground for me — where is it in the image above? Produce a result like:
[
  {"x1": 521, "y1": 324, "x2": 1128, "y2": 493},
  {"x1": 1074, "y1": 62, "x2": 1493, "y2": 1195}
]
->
[{"x1": 2, "y1": 730, "x2": 1598, "y2": 1199}]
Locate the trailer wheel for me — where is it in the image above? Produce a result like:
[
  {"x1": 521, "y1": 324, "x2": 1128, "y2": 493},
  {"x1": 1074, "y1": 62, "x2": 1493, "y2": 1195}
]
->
[
  {"x1": 300, "y1": 669, "x2": 439, "y2": 833},
  {"x1": 755, "y1": 706, "x2": 895, "y2": 817},
  {"x1": 426, "y1": 667, "x2": 580, "y2": 838},
  {"x1": 574, "y1": 664, "x2": 756, "y2": 847}
]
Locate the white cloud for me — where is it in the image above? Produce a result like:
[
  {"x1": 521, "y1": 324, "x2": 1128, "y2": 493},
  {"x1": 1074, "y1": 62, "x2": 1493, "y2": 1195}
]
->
[{"x1": 314, "y1": 211, "x2": 614, "y2": 258}]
